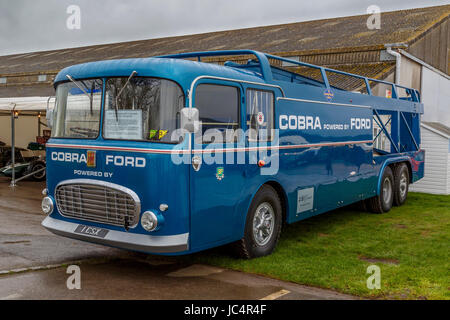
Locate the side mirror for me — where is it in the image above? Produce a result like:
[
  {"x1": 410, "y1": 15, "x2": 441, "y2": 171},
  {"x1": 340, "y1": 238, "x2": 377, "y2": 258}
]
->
[
  {"x1": 46, "y1": 96, "x2": 55, "y2": 129},
  {"x1": 180, "y1": 107, "x2": 200, "y2": 133},
  {"x1": 46, "y1": 109, "x2": 54, "y2": 129}
]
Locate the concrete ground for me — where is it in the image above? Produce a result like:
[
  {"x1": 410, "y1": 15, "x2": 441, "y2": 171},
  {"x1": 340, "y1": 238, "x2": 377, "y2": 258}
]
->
[{"x1": 0, "y1": 177, "x2": 355, "y2": 300}]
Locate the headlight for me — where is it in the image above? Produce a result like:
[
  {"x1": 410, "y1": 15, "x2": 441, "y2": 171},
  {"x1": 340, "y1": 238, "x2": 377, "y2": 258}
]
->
[
  {"x1": 141, "y1": 211, "x2": 164, "y2": 232},
  {"x1": 41, "y1": 196, "x2": 54, "y2": 215}
]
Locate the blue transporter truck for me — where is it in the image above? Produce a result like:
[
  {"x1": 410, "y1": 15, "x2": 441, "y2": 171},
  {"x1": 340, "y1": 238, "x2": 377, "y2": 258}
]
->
[{"x1": 41, "y1": 50, "x2": 425, "y2": 258}]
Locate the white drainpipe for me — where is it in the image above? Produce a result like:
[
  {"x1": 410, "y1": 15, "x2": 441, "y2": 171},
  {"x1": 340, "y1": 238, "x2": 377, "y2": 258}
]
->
[
  {"x1": 388, "y1": 48, "x2": 401, "y2": 84},
  {"x1": 385, "y1": 43, "x2": 408, "y2": 84}
]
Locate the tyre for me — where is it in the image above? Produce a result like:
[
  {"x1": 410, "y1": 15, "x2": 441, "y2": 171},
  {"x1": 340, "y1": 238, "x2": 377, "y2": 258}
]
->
[
  {"x1": 29, "y1": 162, "x2": 46, "y2": 181},
  {"x1": 393, "y1": 163, "x2": 409, "y2": 206},
  {"x1": 234, "y1": 185, "x2": 282, "y2": 259},
  {"x1": 366, "y1": 166, "x2": 394, "y2": 214}
]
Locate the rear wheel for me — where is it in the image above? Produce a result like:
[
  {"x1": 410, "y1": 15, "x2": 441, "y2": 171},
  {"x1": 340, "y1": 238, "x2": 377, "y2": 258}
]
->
[
  {"x1": 234, "y1": 185, "x2": 282, "y2": 259},
  {"x1": 366, "y1": 166, "x2": 394, "y2": 214},
  {"x1": 393, "y1": 163, "x2": 409, "y2": 206}
]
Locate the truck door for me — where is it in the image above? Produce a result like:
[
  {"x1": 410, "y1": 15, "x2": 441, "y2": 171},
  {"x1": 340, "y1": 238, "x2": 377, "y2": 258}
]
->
[{"x1": 189, "y1": 82, "x2": 246, "y2": 250}]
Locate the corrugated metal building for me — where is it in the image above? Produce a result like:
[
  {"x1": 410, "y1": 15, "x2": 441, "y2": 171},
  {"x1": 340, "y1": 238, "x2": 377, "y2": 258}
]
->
[
  {"x1": 0, "y1": 5, "x2": 449, "y2": 98},
  {"x1": 410, "y1": 122, "x2": 450, "y2": 195},
  {"x1": 0, "y1": 4, "x2": 449, "y2": 193}
]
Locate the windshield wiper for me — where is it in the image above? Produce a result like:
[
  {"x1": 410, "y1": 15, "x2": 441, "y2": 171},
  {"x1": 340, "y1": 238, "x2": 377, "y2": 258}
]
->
[
  {"x1": 66, "y1": 75, "x2": 94, "y2": 115},
  {"x1": 115, "y1": 71, "x2": 138, "y2": 121}
]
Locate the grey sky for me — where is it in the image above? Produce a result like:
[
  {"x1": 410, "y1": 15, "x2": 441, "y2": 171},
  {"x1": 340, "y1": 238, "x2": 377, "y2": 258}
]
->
[{"x1": 0, "y1": 0, "x2": 448, "y2": 56}]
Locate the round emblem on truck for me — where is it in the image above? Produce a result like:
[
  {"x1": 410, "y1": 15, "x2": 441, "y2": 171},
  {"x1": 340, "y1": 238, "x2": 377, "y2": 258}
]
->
[
  {"x1": 324, "y1": 89, "x2": 334, "y2": 102},
  {"x1": 257, "y1": 112, "x2": 265, "y2": 125}
]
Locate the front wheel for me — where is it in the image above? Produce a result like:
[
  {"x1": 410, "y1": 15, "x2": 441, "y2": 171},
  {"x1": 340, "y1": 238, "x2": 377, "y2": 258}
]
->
[{"x1": 234, "y1": 185, "x2": 282, "y2": 259}]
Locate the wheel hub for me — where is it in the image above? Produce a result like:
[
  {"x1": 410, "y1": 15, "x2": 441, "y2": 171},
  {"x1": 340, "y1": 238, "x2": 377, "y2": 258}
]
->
[
  {"x1": 383, "y1": 177, "x2": 392, "y2": 204},
  {"x1": 252, "y1": 202, "x2": 275, "y2": 246},
  {"x1": 399, "y1": 172, "x2": 407, "y2": 198}
]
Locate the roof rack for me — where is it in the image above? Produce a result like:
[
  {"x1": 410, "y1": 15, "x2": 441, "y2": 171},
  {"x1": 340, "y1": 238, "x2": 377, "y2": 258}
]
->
[
  {"x1": 155, "y1": 50, "x2": 273, "y2": 82},
  {"x1": 155, "y1": 50, "x2": 421, "y2": 104}
]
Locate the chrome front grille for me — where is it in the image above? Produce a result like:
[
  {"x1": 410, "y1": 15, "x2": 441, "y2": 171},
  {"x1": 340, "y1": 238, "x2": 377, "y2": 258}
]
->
[{"x1": 55, "y1": 180, "x2": 140, "y2": 228}]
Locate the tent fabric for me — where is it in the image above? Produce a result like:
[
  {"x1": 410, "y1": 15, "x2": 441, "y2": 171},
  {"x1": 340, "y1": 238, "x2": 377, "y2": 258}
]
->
[{"x1": 0, "y1": 96, "x2": 54, "y2": 111}]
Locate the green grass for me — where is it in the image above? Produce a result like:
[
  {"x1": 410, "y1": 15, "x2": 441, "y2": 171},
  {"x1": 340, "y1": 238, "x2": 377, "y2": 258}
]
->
[{"x1": 181, "y1": 193, "x2": 450, "y2": 299}]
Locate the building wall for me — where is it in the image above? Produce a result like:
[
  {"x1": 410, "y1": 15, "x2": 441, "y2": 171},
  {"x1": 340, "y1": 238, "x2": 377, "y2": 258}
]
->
[
  {"x1": 421, "y1": 67, "x2": 450, "y2": 127},
  {"x1": 410, "y1": 127, "x2": 449, "y2": 194},
  {"x1": 0, "y1": 115, "x2": 45, "y2": 148},
  {"x1": 371, "y1": 72, "x2": 395, "y2": 97},
  {"x1": 399, "y1": 57, "x2": 422, "y2": 91},
  {"x1": 408, "y1": 18, "x2": 449, "y2": 75},
  {"x1": 448, "y1": 141, "x2": 450, "y2": 194}
]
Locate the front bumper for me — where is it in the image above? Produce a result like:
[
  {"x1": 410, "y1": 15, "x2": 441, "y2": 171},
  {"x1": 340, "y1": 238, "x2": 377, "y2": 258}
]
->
[{"x1": 42, "y1": 216, "x2": 189, "y2": 253}]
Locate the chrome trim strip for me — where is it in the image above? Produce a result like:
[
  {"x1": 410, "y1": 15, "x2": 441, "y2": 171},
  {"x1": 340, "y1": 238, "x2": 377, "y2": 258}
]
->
[
  {"x1": 46, "y1": 143, "x2": 189, "y2": 154},
  {"x1": 48, "y1": 141, "x2": 372, "y2": 154},
  {"x1": 277, "y1": 97, "x2": 372, "y2": 109},
  {"x1": 42, "y1": 216, "x2": 189, "y2": 253},
  {"x1": 191, "y1": 140, "x2": 373, "y2": 153},
  {"x1": 55, "y1": 179, "x2": 141, "y2": 229}
]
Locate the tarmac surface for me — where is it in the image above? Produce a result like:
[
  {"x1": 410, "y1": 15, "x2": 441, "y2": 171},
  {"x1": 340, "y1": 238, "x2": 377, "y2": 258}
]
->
[{"x1": 0, "y1": 177, "x2": 355, "y2": 300}]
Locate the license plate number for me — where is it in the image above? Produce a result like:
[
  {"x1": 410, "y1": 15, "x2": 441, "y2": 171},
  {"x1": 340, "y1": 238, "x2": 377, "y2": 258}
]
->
[{"x1": 74, "y1": 225, "x2": 109, "y2": 238}]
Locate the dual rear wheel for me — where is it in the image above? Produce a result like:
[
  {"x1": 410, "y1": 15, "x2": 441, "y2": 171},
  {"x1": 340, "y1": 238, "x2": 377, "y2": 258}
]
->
[{"x1": 366, "y1": 163, "x2": 410, "y2": 213}]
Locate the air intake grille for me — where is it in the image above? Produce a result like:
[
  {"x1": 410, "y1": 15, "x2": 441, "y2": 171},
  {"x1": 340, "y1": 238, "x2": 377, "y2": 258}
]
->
[{"x1": 55, "y1": 181, "x2": 140, "y2": 228}]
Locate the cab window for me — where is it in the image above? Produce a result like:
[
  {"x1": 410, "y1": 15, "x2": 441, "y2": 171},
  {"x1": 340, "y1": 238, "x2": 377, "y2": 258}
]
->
[{"x1": 195, "y1": 84, "x2": 240, "y2": 144}]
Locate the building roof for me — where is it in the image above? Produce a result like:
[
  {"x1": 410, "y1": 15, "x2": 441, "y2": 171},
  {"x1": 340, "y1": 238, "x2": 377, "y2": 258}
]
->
[
  {"x1": 423, "y1": 122, "x2": 450, "y2": 138},
  {"x1": 0, "y1": 4, "x2": 448, "y2": 98}
]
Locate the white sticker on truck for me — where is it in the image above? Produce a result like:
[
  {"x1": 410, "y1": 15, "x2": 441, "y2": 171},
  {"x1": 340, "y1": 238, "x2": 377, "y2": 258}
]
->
[{"x1": 297, "y1": 188, "x2": 314, "y2": 213}]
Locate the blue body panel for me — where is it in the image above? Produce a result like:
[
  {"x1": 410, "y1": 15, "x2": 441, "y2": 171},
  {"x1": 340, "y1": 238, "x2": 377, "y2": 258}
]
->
[
  {"x1": 46, "y1": 139, "x2": 191, "y2": 238},
  {"x1": 44, "y1": 50, "x2": 425, "y2": 255}
]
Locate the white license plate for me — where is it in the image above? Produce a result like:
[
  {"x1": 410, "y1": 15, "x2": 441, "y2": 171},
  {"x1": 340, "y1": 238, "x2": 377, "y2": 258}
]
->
[{"x1": 74, "y1": 225, "x2": 109, "y2": 238}]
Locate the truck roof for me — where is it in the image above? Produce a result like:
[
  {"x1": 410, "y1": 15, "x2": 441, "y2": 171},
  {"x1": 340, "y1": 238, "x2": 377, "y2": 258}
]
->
[
  {"x1": 54, "y1": 50, "x2": 423, "y2": 114},
  {"x1": 54, "y1": 56, "x2": 266, "y2": 89}
]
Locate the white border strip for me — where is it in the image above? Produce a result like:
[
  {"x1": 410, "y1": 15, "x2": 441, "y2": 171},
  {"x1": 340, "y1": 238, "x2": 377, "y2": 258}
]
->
[{"x1": 47, "y1": 140, "x2": 372, "y2": 154}]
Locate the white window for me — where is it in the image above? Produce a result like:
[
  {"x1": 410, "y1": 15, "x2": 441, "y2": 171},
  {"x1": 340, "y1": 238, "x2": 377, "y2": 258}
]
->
[
  {"x1": 373, "y1": 116, "x2": 391, "y2": 153},
  {"x1": 247, "y1": 89, "x2": 274, "y2": 141}
]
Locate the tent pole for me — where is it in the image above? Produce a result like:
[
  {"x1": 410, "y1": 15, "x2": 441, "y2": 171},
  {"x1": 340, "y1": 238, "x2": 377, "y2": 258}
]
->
[
  {"x1": 38, "y1": 112, "x2": 41, "y2": 136},
  {"x1": 10, "y1": 108, "x2": 16, "y2": 188}
]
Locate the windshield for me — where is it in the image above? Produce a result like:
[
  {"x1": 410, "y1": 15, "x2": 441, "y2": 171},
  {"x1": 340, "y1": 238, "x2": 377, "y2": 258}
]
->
[
  {"x1": 53, "y1": 79, "x2": 103, "y2": 138},
  {"x1": 52, "y1": 77, "x2": 185, "y2": 143},
  {"x1": 104, "y1": 77, "x2": 184, "y2": 143}
]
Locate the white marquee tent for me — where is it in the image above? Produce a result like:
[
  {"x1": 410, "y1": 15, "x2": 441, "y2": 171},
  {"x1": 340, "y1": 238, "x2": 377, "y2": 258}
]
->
[
  {"x1": 0, "y1": 96, "x2": 53, "y2": 112},
  {"x1": 0, "y1": 96, "x2": 54, "y2": 187}
]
